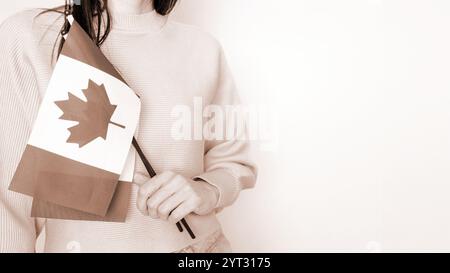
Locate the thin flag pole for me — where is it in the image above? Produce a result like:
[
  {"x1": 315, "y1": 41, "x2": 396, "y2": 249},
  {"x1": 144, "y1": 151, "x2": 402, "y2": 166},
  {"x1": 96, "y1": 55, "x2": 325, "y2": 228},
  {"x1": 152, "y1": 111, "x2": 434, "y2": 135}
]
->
[{"x1": 132, "y1": 137, "x2": 196, "y2": 239}]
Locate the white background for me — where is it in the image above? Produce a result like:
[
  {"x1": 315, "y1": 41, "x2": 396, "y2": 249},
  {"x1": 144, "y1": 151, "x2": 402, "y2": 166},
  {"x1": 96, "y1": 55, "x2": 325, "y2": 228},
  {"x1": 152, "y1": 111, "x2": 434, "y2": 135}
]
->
[{"x1": 2, "y1": 0, "x2": 450, "y2": 252}]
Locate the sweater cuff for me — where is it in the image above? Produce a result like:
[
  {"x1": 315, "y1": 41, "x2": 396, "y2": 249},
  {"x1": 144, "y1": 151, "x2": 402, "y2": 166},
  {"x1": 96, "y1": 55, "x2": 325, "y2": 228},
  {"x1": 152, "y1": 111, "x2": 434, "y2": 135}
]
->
[{"x1": 193, "y1": 169, "x2": 240, "y2": 209}]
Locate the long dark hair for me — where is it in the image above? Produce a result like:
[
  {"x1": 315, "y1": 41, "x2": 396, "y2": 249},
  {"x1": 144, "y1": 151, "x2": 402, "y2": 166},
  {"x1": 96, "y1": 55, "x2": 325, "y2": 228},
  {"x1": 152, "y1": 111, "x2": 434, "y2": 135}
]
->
[{"x1": 46, "y1": 0, "x2": 178, "y2": 60}]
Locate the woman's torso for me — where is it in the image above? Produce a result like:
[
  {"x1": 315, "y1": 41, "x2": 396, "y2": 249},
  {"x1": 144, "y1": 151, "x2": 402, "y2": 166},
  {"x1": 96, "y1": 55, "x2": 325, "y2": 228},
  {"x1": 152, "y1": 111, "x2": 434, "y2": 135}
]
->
[{"x1": 4, "y1": 9, "x2": 224, "y2": 252}]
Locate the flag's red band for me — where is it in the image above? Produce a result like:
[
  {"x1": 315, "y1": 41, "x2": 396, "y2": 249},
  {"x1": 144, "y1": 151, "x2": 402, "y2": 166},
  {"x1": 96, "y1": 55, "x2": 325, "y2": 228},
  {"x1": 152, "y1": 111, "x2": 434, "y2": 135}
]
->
[
  {"x1": 9, "y1": 145, "x2": 120, "y2": 217},
  {"x1": 62, "y1": 20, "x2": 127, "y2": 85}
]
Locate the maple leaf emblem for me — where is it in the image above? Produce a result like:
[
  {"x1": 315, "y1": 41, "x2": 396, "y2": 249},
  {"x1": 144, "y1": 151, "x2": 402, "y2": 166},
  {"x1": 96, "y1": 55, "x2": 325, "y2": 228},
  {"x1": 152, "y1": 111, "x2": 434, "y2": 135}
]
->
[{"x1": 55, "y1": 79, "x2": 125, "y2": 148}]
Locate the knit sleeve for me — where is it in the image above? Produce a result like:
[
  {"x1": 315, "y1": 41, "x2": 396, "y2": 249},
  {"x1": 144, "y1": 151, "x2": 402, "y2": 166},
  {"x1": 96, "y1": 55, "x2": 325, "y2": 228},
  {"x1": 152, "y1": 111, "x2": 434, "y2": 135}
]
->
[
  {"x1": 193, "y1": 47, "x2": 257, "y2": 210},
  {"x1": 0, "y1": 12, "x2": 43, "y2": 252}
]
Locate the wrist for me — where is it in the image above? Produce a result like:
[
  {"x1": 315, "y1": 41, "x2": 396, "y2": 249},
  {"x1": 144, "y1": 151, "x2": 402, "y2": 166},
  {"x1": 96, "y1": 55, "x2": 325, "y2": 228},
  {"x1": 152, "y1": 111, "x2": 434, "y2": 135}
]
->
[{"x1": 191, "y1": 178, "x2": 219, "y2": 215}]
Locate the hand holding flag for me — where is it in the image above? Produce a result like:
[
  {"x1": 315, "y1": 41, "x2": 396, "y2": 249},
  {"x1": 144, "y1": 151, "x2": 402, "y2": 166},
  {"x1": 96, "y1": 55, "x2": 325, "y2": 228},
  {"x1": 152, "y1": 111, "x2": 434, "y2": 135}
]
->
[{"x1": 9, "y1": 13, "x2": 195, "y2": 239}]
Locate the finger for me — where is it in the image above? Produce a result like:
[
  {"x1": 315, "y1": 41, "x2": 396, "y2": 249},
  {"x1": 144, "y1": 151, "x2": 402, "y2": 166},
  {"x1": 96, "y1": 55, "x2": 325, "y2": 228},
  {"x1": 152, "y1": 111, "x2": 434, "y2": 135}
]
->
[
  {"x1": 136, "y1": 171, "x2": 176, "y2": 215},
  {"x1": 167, "y1": 200, "x2": 197, "y2": 224},
  {"x1": 136, "y1": 177, "x2": 154, "y2": 215},
  {"x1": 157, "y1": 189, "x2": 190, "y2": 221},
  {"x1": 147, "y1": 178, "x2": 185, "y2": 218},
  {"x1": 133, "y1": 172, "x2": 149, "y2": 186}
]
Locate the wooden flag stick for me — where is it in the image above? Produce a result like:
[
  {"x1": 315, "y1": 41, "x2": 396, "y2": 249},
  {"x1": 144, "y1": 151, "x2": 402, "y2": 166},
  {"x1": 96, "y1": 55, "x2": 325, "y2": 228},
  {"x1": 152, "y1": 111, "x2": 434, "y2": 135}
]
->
[{"x1": 132, "y1": 137, "x2": 196, "y2": 239}]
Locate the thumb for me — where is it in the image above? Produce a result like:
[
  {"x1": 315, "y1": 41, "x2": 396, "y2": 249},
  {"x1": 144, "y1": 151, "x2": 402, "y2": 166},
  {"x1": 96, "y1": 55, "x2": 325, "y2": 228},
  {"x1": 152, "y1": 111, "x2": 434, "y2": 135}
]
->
[{"x1": 133, "y1": 172, "x2": 150, "y2": 186}]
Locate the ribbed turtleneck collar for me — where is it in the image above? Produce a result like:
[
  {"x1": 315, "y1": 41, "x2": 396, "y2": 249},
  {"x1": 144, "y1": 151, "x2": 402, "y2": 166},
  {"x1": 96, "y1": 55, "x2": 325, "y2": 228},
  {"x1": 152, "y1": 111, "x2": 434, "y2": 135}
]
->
[{"x1": 109, "y1": 8, "x2": 168, "y2": 33}]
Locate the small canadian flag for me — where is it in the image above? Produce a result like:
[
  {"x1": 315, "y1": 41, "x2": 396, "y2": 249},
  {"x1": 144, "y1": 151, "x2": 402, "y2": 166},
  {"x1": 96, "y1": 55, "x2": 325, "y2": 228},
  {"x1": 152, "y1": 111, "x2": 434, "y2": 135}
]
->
[{"x1": 9, "y1": 15, "x2": 141, "y2": 222}]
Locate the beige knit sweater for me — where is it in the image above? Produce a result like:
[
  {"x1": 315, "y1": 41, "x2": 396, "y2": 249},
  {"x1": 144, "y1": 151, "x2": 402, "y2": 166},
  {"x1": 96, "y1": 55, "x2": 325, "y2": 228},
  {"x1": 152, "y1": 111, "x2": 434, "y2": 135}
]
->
[{"x1": 0, "y1": 8, "x2": 256, "y2": 253}]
